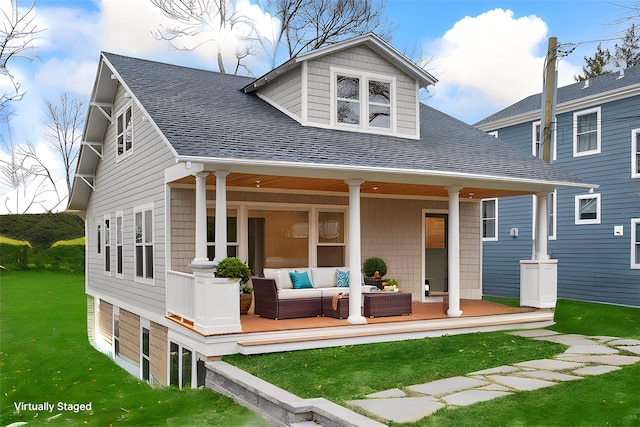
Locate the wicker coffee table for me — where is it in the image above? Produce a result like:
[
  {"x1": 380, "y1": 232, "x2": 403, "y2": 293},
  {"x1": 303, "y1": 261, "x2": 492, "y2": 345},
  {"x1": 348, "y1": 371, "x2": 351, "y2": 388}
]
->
[{"x1": 363, "y1": 292, "x2": 412, "y2": 318}]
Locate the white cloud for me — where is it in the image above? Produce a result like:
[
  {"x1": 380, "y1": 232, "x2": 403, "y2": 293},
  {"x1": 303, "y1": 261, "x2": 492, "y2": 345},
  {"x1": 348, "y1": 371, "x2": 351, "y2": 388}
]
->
[{"x1": 424, "y1": 8, "x2": 583, "y2": 124}]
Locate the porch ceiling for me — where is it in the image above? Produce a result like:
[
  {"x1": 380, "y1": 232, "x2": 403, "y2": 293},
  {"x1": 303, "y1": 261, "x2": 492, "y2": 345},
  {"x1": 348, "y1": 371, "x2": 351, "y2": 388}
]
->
[{"x1": 172, "y1": 172, "x2": 534, "y2": 199}]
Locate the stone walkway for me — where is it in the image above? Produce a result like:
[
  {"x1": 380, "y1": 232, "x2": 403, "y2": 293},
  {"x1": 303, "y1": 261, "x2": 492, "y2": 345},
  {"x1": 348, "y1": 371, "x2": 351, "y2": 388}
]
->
[{"x1": 346, "y1": 330, "x2": 640, "y2": 424}]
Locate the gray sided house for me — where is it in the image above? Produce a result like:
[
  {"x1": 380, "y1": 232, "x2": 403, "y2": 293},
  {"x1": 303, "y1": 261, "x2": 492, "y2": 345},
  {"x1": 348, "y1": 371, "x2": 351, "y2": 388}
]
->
[
  {"x1": 476, "y1": 65, "x2": 640, "y2": 307},
  {"x1": 68, "y1": 33, "x2": 591, "y2": 387}
]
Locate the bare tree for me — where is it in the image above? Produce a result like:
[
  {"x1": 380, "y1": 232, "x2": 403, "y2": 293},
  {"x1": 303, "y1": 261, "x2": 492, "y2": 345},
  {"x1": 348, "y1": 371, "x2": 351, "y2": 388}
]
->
[
  {"x1": 267, "y1": 0, "x2": 391, "y2": 59},
  {"x1": 150, "y1": 0, "x2": 260, "y2": 74},
  {"x1": 0, "y1": 0, "x2": 44, "y2": 111},
  {"x1": 43, "y1": 92, "x2": 85, "y2": 196},
  {"x1": 149, "y1": 0, "x2": 392, "y2": 74}
]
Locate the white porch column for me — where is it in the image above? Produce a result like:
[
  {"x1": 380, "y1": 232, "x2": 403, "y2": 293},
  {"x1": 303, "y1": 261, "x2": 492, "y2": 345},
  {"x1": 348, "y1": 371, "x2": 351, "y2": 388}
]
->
[
  {"x1": 446, "y1": 186, "x2": 463, "y2": 317},
  {"x1": 521, "y1": 191, "x2": 557, "y2": 308},
  {"x1": 535, "y1": 192, "x2": 549, "y2": 260},
  {"x1": 214, "y1": 171, "x2": 229, "y2": 264},
  {"x1": 346, "y1": 179, "x2": 367, "y2": 325},
  {"x1": 192, "y1": 171, "x2": 211, "y2": 265}
]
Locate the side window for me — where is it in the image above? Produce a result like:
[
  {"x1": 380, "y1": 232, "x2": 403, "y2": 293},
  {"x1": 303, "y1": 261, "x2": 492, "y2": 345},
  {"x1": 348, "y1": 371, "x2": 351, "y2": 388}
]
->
[
  {"x1": 632, "y1": 128, "x2": 640, "y2": 178},
  {"x1": 632, "y1": 218, "x2": 640, "y2": 269},
  {"x1": 532, "y1": 121, "x2": 542, "y2": 157},
  {"x1": 116, "y1": 211, "x2": 124, "y2": 278},
  {"x1": 104, "y1": 215, "x2": 111, "y2": 274},
  {"x1": 573, "y1": 107, "x2": 601, "y2": 157},
  {"x1": 481, "y1": 199, "x2": 498, "y2": 241},
  {"x1": 575, "y1": 193, "x2": 601, "y2": 225},
  {"x1": 116, "y1": 104, "x2": 133, "y2": 159},
  {"x1": 135, "y1": 204, "x2": 154, "y2": 284},
  {"x1": 367, "y1": 79, "x2": 391, "y2": 129}
]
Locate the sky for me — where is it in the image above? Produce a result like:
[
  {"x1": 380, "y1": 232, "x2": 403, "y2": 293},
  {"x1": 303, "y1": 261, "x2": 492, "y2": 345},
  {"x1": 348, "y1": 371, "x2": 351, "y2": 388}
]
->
[{"x1": 1, "y1": 0, "x2": 637, "y2": 214}]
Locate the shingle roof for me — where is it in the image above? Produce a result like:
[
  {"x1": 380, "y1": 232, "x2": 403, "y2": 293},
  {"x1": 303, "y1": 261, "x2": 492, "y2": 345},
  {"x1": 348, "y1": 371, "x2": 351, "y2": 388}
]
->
[
  {"x1": 475, "y1": 65, "x2": 640, "y2": 127},
  {"x1": 104, "y1": 52, "x2": 589, "y2": 186}
]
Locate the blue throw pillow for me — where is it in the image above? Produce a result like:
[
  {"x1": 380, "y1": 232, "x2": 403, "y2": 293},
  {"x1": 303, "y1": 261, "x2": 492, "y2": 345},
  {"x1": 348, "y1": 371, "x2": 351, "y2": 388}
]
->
[
  {"x1": 337, "y1": 270, "x2": 350, "y2": 287},
  {"x1": 290, "y1": 271, "x2": 313, "y2": 289}
]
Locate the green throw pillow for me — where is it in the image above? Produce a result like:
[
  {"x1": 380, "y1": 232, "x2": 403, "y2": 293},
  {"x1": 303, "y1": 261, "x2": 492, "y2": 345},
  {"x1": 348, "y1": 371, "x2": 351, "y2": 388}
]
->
[
  {"x1": 337, "y1": 270, "x2": 349, "y2": 287},
  {"x1": 290, "y1": 271, "x2": 313, "y2": 289}
]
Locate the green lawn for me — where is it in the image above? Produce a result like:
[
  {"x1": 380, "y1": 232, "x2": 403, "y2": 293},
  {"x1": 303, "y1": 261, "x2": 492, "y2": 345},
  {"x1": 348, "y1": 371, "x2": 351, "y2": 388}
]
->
[
  {"x1": 0, "y1": 270, "x2": 267, "y2": 426},
  {"x1": 226, "y1": 298, "x2": 640, "y2": 426}
]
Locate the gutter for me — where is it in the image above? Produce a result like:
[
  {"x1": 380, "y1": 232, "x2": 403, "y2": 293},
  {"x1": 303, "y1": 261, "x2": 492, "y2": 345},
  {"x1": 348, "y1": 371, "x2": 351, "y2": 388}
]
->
[{"x1": 175, "y1": 155, "x2": 597, "y2": 191}]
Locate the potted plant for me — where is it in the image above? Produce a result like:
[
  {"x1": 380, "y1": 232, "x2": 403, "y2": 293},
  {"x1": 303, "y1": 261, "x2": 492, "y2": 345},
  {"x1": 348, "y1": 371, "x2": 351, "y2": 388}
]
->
[
  {"x1": 215, "y1": 257, "x2": 253, "y2": 314},
  {"x1": 362, "y1": 257, "x2": 387, "y2": 289}
]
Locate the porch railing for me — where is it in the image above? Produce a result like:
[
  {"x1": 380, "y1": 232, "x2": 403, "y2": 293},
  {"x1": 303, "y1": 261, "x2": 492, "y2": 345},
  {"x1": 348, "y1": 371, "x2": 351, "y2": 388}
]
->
[{"x1": 166, "y1": 270, "x2": 195, "y2": 321}]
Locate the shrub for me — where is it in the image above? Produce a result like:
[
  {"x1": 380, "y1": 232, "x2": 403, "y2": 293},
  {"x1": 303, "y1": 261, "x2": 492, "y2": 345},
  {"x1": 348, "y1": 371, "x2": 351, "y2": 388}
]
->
[
  {"x1": 0, "y1": 243, "x2": 31, "y2": 270},
  {"x1": 362, "y1": 257, "x2": 387, "y2": 277},
  {"x1": 215, "y1": 257, "x2": 251, "y2": 285},
  {"x1": 0, "y1": 213, "x2": 84, "y2": 251},
  {"x1": 33, "y1": 244, "x2": 85, "y2": 274}
]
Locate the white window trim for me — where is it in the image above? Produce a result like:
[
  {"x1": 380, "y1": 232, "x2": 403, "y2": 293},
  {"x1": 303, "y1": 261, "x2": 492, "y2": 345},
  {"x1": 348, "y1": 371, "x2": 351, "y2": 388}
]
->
[
  {"x1": 134, "y1": 203, "x2": 155, "y2": 286},
  {"x1": 330, "y1": 67, "x2": 397, "y2": 135},
  {"x1": 575, "y1": 193, "x2": 601, "y2": 225},
  {"x1": 532, "y1": 120, "x2": 557, "y2": 161},
  {"x1": 632, "y1": 128, "x2": 640, "y2": 178},
  {"x1": 116, "y1": 103, "x2": 134, "y2": 161},
  {"x1": 632, "y1": 218, "x2": 640, "y2": 269},
  {"x1": 116, "y1": 211, "x2": 124, "y2": 279},
  {"x1": 481, "y1": 198, "x2": 498, "y2": 242},
  {"x1": 533, "y1": 191, "x2": 557, "y2": 241},
  {"x1": 573, "y1": 107, "x2": 601, "y2": 157},
  {"x1": 104, "y1": 214, "x2": 112, "y2": 276}
]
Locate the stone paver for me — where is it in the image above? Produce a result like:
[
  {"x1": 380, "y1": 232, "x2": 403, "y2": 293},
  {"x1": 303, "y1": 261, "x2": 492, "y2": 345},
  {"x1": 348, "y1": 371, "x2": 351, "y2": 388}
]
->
[
  {"x1": 621, "y1": 346, "x2": 640, "y2": 355},
  {"x1": 346, "y1": 332, "x2": 639, "y2": 424},
  {"x1": 407, "y1": 377, "x2": 489, "y2": 396},
  {"x1": 557, "y1": 354, "x2": 640, "y2": 365},
  {"x1": 487, "y1": 375, "x2": 557, "y2": 391},
  {"x1": 443, "y1": 390, "x2": 512, "y2": 406},
  {"x1": 347, "y1": 397, "x2": 444, "y2": 423},
  {"x1": 563, "y1": 345, "x2": 619, "y2": 354},
  {"x1": 515, "y1": 359, "x2": 583, "y2": 370},
  {"x1": 608, "y1": 339, "x2": 640, "y2": 346},
  {"x1": 573, "y1": 365, "x2": 622, "y2": 376},
  {"x1": 469, "y1": 365, "x2": 519, "y2": 375},
  {"x1": 366, "y1": 388, "x2": 406, "y2": 398},
  {"x1": 516, "y1": 370, "x2": 582, "y2": 381}
]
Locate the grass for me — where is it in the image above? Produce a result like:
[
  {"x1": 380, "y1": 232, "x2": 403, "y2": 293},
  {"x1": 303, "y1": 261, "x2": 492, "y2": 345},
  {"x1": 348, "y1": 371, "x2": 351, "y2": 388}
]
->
[
  {"x1": 226, "y1": 297, "x2": 640, "y2": 426},
  {"x1": 0, "y1": 270, "x2": 267, "y2": 426}
]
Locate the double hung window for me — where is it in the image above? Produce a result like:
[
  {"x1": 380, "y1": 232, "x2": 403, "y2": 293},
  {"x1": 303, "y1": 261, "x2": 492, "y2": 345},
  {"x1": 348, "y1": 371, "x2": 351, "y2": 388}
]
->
[
  {"x1": 632, "y1": 218, "x2": 640, "y2": 269},
  {"x1": 116, "y1": 212, "x2": 123, "y2": 277},
  {"x1": 481, "y1": 199, "x2": 498, "y2": 241},
  {"x1": 135, "y1": 205, "x2": 154, "y2": 283},
  {"x1": 104, "y1": 215, "x2": 111, "y2": 274},
  {"x1": 573, "y1": 107, "x2": 600, "y2": 156}
]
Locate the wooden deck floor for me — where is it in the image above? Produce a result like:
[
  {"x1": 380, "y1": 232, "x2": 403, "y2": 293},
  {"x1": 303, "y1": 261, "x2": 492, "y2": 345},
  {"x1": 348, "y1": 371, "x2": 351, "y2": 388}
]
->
[{"x1": 240, "y1": 299, "x2": 538, "y2": 333}]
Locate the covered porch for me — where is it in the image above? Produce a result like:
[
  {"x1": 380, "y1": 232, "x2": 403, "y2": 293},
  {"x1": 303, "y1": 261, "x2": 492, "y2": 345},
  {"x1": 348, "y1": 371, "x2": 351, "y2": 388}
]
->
[{"x1": 164, "y1": 161, "x2": 560, "y2": 339}]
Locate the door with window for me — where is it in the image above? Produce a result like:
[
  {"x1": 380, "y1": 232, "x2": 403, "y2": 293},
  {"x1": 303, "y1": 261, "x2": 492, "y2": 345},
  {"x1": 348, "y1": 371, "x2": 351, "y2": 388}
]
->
[{"x1": 424, "y1": 214, "x2": 448, "y2": 294}]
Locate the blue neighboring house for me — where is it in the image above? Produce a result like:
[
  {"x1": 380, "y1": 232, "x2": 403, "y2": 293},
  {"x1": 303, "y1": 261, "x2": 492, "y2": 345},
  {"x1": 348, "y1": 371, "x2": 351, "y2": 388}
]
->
[{"x1": 475, "y1": 65, "x2": 640, "y2": 307}]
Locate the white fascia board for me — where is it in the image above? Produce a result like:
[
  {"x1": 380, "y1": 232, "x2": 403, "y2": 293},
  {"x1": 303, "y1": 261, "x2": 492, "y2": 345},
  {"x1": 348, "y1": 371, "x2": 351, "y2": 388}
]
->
[{"x1": 174, "y1": 155, "x2": 597, "y2": 191}]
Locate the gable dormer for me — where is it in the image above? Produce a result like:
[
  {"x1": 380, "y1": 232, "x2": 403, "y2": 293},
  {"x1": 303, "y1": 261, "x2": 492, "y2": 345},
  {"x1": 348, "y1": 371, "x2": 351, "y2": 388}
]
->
[{"x1": 243, "y1": 33, "x2": 437, "y2": 139}]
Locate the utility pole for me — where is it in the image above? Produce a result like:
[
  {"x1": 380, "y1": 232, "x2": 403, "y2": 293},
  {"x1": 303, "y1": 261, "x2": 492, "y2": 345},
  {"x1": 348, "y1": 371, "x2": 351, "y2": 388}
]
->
[{"x1": 541, "y1": 37, "x2": 557, "y2": 162}]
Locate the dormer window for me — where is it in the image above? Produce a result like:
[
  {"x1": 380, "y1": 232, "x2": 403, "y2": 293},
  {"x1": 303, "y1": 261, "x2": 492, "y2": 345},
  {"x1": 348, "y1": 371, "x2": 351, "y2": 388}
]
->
[{"x1": 332, "y1": 68, "x2": 395, "y2": 133}]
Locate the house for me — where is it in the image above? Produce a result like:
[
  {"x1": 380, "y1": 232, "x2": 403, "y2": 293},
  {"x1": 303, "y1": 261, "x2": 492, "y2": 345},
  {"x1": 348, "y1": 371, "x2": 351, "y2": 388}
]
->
[
  {"x1": 475, "y1": 65, "x2": 640, "y2": 308},
  {"x1": 67, "y1": 33, "x2": 592, "y2": 388}
]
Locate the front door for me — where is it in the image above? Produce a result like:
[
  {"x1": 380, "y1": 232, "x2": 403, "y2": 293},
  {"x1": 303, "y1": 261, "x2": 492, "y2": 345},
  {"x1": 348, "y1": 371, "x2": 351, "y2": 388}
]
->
[{"x1": 424, "y1": 214, "x2": 448, "y2": 295}]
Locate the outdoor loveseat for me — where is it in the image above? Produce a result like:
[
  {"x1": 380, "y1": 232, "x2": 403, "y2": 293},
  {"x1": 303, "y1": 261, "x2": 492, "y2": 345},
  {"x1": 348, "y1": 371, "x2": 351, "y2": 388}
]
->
[{"x1": 252, "y1": 267, "x2": 377, "y2": 319}]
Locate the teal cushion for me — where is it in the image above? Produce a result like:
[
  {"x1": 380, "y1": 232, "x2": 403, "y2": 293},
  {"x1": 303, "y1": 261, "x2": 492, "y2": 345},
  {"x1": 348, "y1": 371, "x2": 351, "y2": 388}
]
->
[
  {"x1": 337, "y1": 270, "x2": 350, "y2": 287},
  {"x1": 290, "y1": 271, "x2": 313, "y2": 289}
]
